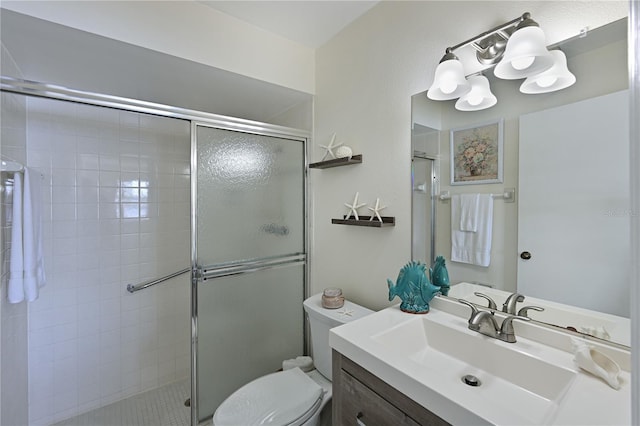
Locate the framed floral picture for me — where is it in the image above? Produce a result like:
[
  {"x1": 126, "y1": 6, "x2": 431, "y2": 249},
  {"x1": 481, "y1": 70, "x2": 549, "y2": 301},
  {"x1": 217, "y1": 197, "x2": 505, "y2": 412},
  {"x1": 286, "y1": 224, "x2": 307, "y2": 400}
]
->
[{"x1": 450, "y1": 119, "x2": 504, "y2": 185}]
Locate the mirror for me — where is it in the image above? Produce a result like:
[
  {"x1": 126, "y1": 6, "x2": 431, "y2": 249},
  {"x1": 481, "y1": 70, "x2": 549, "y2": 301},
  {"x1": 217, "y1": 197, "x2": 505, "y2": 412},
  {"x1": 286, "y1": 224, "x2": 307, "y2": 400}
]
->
[{"x1": 411, "y1": 17, "x2": 630, "y2": 347}]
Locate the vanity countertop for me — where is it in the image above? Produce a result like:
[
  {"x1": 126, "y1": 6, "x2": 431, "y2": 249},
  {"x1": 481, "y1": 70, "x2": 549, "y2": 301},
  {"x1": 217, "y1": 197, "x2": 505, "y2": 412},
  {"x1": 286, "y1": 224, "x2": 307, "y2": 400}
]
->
[{"x1": 329, "y1": 300, "x2": 631, "y2": 426}]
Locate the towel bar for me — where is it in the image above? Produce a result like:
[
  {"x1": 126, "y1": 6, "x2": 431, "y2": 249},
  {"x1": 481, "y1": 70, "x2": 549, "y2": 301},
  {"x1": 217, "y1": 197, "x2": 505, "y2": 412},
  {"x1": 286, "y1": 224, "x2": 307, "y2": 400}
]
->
[{"x1": 439, "y1": 188, "x2": 515, "y2": 203}]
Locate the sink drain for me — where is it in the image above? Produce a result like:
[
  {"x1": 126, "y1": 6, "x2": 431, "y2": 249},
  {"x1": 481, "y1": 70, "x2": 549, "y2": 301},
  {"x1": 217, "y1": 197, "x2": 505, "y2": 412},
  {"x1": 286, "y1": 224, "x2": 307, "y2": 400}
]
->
[{"x1": 461, "y1": 374, "x2": 481, "y2": 387}]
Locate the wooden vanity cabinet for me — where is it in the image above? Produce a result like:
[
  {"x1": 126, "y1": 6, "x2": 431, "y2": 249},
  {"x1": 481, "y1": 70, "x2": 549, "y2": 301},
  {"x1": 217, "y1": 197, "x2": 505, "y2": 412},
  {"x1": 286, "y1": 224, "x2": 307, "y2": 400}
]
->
[{"x1": 332, "y1": 351, "x2": 450, "y2": 426}]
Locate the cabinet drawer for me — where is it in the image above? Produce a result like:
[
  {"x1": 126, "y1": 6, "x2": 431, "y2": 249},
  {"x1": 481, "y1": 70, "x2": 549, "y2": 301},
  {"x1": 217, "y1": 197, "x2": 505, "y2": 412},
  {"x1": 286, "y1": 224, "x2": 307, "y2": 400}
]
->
[
  {"x1": 337, "y1": 369, "x2": 420, "y2": 426},
  {"x1": 332, "y1": 351, "x2": 450, "y2": 426}
]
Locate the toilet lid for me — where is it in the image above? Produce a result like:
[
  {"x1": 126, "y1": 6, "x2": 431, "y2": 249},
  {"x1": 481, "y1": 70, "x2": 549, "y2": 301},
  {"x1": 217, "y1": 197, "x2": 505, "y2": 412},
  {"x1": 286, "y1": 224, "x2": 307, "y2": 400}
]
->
[{"x1": 213, "y1": 367, "x2": 324, "y2": 426}]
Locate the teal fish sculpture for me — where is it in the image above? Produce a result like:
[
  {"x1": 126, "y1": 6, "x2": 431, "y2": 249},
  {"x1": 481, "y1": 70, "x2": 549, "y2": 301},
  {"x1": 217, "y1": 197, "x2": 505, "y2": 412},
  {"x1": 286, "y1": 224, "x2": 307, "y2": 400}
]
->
[
  {"x1": 387, "y1": 261, "x2": 441, "y2": 314},
  {"x1": 430, "y1": 256, "x2": 451, "y2": 296}
]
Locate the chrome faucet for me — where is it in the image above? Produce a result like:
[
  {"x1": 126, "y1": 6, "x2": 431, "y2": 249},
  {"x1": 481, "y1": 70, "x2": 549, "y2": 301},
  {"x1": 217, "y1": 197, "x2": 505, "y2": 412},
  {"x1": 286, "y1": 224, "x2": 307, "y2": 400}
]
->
[
  {"x1": 517, "y1": 305, "x2": 545, "y2": 318},
  {"x1": 502, "y1": 292, "x2": 525, "y2": 314},
  {"x1": 459, "y1": 299, "x2": 530, "y2": 343},
  {"x1": 498, "y1": 315, "x2": 531, "y2": 343}
]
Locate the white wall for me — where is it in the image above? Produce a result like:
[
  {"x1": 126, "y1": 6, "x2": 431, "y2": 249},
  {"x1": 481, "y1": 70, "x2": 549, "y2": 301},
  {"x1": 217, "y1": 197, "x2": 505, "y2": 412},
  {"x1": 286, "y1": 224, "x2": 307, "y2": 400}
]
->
[
  {"x1": 312, "y1": 1, "x2": 628, "y2": 310},
  {"x1": 0, "y1": 1, "x2": 315, "y2": 94}
]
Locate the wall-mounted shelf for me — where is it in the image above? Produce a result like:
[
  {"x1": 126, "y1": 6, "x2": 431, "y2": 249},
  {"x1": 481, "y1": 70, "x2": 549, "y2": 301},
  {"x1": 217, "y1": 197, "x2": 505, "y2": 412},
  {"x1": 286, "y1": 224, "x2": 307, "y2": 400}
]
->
[
  {"x1": 331, "y1": 215, "x2": 395, "y2": 227},
  {"x1": 309, "y1": 155, "x2": 362, "y2": 169}
]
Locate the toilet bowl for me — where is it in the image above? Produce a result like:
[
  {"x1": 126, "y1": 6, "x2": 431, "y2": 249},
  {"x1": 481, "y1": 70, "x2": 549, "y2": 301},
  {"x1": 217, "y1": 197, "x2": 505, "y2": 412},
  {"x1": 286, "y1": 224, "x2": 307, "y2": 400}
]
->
[{"x1": 212, "y1": 293, "x2": 373, "y2": 426}]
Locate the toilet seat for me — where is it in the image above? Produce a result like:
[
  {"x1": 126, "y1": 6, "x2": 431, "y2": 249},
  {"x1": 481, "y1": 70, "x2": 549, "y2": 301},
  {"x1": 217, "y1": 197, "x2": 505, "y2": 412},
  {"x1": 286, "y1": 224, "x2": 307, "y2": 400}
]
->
[{"x1": 213, "y1": 367, "x2": 325, "y2": 426}]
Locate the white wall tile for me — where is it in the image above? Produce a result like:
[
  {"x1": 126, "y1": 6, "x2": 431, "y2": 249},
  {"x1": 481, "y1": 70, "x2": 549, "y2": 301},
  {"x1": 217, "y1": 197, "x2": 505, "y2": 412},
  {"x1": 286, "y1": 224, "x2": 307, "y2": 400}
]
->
[
  {"x1": 52, "y1": 220, "x2": 77, "y2": 239},
  {"x1": 52, "y1": 305, "x2": 77, "y2": 325},
  {"x1": 53, "y1": 338, "x2": 78, "y2": 361},
  {"x1": 53, "y1": 322, "x2": 78, "y2": 343},
  {"x1": 77, "y1": 204, "x2": 99, "y2": 220},
  {"x1": 76, "y1": 152, "x2": 100, "y2": 170},
  {"x1": 99, "y1": 171, "x2": 120, "y2": 187},
  {"x1": 77, "y1": 169, "x2": 99, "y2": 187},
  {"x1": 52, "y1": 203, "x2": 76, "y2": 221},
  {"x1": 24, "y1": 100, "x2": 191, "y2": 423},
  {"x1": 76, "y1": 186, "x2": 98, "y2": 203},
  {"x1": 51, "y1": 149, "x2": 77, "y2": 170},
  {"x1": 52, "y1": 169, "x2": 77, "y2": 186},
  {"x1": 27, "y1": 149, "x2": 52, "y2": 169}
]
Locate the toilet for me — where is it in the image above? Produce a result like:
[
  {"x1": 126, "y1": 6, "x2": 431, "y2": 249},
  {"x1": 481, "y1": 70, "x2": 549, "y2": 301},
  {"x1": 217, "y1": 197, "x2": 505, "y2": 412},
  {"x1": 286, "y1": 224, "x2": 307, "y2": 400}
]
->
[{"x1": 212, "y1": 292, "x2": 373, "y2": 426}]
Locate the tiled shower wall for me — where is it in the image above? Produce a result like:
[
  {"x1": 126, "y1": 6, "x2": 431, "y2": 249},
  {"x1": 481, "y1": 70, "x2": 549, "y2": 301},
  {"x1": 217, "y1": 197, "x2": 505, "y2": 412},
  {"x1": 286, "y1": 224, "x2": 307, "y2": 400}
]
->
[
  {"x1": 1, "y1": 44, "x2": 30, "y2": 426},
  {"x1": 25, "y1": 97, "x2": 191, "y2": 425}
]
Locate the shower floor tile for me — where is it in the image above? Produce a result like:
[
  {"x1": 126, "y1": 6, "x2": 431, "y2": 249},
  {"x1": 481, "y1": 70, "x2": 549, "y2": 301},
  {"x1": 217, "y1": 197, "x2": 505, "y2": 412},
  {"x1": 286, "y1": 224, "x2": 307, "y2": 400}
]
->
[{"x1": 52, "y1": 379, "x2": 191, "y2": 426}]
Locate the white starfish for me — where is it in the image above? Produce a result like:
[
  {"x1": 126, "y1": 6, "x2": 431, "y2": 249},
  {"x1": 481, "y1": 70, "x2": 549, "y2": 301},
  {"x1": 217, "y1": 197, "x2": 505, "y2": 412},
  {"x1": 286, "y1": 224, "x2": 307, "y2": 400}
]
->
[
  {"x1": 337, "y1": 308, "x2": 354, "y2": 318},
  {"x1": 319, "y1": 133, "x2": 343, "y2": 161},
  {"x1": 368, "y1": 198, "x2": 387, "y2": 222},
  {"x1": 344, "y1": 192, "x2": 367, "y2": 220}
]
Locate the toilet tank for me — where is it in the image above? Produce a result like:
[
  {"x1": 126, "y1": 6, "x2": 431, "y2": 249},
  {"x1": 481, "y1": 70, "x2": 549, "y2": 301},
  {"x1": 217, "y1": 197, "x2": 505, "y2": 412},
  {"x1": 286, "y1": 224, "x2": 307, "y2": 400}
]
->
[{"x1": 303, "y1": 293, "x2": 373, "y2": 380}]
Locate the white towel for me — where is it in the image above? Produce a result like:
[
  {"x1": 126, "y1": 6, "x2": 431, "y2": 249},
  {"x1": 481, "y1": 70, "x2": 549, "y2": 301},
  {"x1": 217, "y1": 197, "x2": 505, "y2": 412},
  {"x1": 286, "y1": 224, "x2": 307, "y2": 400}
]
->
[
  {"x1": 451, "y1": 194, "x2": 493, "y2": 267},
  {"x1": 8, "y1": 168, "x2": 46, "y2": 303},
  {"x1": 8, "y1": 172, "x2": 24, "y2": 303},
  {"x1": 459, "y1": 193, "x2": 480, "y2": 232}
]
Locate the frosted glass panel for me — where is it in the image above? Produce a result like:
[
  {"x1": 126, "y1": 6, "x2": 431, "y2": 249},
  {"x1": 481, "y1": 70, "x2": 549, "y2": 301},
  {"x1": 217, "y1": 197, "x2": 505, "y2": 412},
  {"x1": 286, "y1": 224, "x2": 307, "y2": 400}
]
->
[
  {"x1": 196, "y1": 264, "x2": 304, "y2": 421},
  {"x1": 194, "y1": 124, "x2": 306, "y2": 422},
  {"x1": 196, "y1": 126, "x2": 304, "y2": 265}
]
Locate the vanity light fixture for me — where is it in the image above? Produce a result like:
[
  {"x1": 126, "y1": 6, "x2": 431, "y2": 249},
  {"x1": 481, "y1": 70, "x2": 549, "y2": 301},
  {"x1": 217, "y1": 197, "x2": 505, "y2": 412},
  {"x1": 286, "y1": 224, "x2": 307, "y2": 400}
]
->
[
  {"x1": 493, "y1": 13, "x2": 554, "y2": 79},
  {"x1": 455, "y1": 75, "x2": 497, "y2": 111},
  {"x1": 427, "y1": 12, "x2": 575, "y2": 111},
  {"x1": 427, "y1": 49, "x2": 470, "y2": 100},
  {"x1": 520, "y1": 50, "x2": 576, "y2": 94}
]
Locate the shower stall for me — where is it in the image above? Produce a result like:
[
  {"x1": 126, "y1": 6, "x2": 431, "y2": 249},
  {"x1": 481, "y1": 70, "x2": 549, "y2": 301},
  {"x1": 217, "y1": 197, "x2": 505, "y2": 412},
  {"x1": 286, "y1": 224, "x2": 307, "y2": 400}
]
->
[{"x1": 0, "y1": 77, "x2": 309, "y2": 426}]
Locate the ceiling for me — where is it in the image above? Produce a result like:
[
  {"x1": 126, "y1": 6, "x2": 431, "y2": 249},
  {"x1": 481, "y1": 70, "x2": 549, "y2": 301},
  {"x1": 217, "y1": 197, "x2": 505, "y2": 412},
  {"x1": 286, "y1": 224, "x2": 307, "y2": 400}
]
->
[{"x1": 199, "y1": 1, "x2": 379, "y2": 48}]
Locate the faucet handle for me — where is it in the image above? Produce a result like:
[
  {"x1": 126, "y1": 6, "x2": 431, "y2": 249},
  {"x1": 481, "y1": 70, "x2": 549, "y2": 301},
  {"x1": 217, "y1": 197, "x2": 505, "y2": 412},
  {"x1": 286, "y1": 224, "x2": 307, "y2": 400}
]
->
[
  {"x1": 473, "y1": 292, "x2": 497, "y2": 310},
  {"x1": 457, "y1": 299, "x2": 479, "y2": 324},
  {"x1": 499, "y1": 315, "x2": 531, "y2": 343},
  {"x1": 517, "y1": 305, "x2": 545, "y2": 318}
]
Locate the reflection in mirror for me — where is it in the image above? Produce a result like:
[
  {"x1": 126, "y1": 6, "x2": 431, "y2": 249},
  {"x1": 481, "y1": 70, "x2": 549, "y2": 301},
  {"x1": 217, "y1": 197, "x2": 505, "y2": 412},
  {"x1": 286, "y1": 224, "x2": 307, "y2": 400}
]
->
[
  {"x1": 412, "y1": 125, "x2": 439, "y2": 265},
  {"x1": 411, "y1": 18, "x2": 629, "y2": 347},
  {"x1": 448, "y1": 282, "x2": 630, "y2": 347}
]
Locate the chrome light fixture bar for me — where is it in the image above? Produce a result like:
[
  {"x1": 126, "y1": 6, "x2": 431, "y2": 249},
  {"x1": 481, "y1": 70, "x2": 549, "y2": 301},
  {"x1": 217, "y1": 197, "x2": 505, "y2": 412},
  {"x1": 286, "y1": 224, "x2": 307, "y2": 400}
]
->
[{"x1": 427, "y1": 12, "x2": 575, "y2": 111}]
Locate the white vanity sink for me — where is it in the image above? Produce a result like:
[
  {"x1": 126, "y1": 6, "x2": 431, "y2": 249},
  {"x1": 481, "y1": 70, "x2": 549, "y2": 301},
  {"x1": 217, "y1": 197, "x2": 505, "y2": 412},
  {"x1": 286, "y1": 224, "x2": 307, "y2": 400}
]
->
[
  {"x1": 330, "y1": 299, "x2": 631, "y2": 425},
  {"x1": 372, "y1": 313, "x2": 576, "y2": 424}
]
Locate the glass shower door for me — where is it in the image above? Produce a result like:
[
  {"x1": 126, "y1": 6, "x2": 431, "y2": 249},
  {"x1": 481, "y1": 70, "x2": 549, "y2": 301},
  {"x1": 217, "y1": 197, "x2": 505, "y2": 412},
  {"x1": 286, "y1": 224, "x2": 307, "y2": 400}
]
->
[{"x1": 192, "y1": 124, "x2": 306, "y2": 423}]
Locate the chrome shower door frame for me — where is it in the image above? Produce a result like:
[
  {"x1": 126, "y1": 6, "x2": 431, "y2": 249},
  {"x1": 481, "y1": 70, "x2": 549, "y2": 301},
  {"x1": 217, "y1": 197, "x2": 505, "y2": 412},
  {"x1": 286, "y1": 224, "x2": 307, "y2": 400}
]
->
[{"x1": 190, "y1": 120, "x2": 309, "y2": 425}]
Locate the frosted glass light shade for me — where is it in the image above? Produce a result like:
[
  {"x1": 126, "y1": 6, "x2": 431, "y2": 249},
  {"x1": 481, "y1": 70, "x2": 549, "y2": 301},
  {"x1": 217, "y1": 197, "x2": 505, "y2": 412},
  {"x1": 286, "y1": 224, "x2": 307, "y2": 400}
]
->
[
  {"x1": 455, "y1": 75, "x2": 497, "y2": 111},
  {"x1": 427, "y1": 59, "x2": 470, "y2": 100},
  {"x1": 520, "y1": 50, "x2": 576, "y2": 94},
  {"x1": 494, "y1": 26, "x2": 554, "y2": 79}
]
